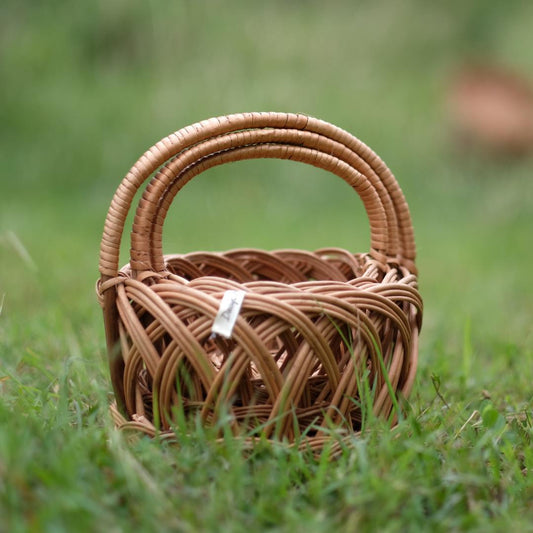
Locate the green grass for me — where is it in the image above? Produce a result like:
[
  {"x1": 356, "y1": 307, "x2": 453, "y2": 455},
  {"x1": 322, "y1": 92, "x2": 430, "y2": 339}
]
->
[{"x1": 2, "y1": 0, "x2": 533, "y2": 531}]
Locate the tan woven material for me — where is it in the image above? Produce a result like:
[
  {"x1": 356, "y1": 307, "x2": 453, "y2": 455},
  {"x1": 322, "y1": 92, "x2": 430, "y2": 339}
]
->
[{"x1": 97, "y1": 112, "x2": 423, "y2": 453}]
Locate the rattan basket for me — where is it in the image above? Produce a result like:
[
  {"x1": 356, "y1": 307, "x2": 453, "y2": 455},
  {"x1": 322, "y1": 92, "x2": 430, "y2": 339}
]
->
[{"x1": 97, "y1": 112, "x2": 423, "y2": 453}]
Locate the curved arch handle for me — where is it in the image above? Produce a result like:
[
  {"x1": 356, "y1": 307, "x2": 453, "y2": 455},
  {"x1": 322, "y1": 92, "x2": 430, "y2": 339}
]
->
[{"x1": 99, "y1": 112, "x2": 416, "y2": 279}]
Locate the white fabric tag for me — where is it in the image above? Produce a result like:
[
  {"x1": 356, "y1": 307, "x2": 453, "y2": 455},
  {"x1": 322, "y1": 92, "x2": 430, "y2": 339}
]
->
[{"x1": 211, "y1": 290, "x2": 246, "y2": 339}]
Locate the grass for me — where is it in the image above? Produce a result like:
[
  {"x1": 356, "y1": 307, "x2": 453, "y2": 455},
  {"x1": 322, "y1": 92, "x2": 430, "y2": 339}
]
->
[{"x1": 1, "y1": 0, "x2": 533, "y2": 531}]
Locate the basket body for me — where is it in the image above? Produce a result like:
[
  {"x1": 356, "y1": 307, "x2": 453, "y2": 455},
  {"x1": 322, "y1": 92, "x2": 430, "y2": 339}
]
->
[{"x1": 97, "y1": 113, "x2": 422, "y2": 452}]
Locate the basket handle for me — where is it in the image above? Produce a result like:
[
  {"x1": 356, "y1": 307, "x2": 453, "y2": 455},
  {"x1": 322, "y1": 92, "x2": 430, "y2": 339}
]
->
[
  {"x1": 135, "y1": 141, "x2": 390, "y2": 273},
  {"x1": 139, "y1": 127, "x2": 406, "y2": 274},
  {"x1": 99, "y1": 113, "x2": 416, "y2": 279}
]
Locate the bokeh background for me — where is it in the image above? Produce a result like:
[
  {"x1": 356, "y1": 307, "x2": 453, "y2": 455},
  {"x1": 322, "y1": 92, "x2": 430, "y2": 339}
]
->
[{"x1": 2, "y1": 0, "x2": 533, "y2": 408}]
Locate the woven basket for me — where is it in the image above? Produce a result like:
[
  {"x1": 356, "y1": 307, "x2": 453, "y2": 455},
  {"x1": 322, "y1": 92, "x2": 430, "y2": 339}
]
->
[{"x1": 97, "y1": 112, "x2": 423, "y2": 453}]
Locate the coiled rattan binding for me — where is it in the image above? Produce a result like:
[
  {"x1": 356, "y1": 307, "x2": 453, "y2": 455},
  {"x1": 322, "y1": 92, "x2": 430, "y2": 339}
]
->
[{"x1": 97, "y1": 112, "x2": 423, "y2": 453}]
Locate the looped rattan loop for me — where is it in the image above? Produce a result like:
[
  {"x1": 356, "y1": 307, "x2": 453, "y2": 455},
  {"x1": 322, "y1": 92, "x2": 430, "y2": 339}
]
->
[
  {"x1": 132, "y1": 127, "x2": 403, "y2": 274},
  {"x1": 99, "y1": 112, "x2": 416, "y2": 278},
  {"x1": 134, "y1": 144, "x2": 389, "y2": 273},
  {"x1": 98, "y1": 113, "x2": 422, "y2": 454}
]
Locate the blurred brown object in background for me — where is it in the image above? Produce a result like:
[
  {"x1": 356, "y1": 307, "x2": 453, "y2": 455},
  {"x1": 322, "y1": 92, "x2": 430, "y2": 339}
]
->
[{"x1": 448, "y1": 64, "x2": 533, "y2": 156}]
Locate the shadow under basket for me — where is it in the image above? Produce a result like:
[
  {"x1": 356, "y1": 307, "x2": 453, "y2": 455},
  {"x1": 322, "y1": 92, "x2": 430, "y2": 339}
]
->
[{"x1": 97, "y1": 112, "x2": 423, "y2": 454}]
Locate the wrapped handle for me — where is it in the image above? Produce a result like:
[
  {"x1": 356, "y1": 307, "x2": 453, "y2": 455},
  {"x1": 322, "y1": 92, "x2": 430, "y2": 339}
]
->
[{"x1": 99, "y1": 112, "x2": 416, "y2": 279}]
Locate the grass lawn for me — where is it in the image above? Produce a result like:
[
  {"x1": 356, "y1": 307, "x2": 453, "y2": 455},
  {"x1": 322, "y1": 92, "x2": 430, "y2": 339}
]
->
[{"x1": 1, "y1": 1, "x2": 533, "y2": 531}]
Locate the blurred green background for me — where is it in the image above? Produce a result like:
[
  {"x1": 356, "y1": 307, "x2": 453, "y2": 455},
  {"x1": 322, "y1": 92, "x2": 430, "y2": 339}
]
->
[
  {"x1": 1, "y1": 1, "x2": 533, "y2": 530},
  {"x1": 1, "y1": 0, "x2": 532, "y2": 399}
]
